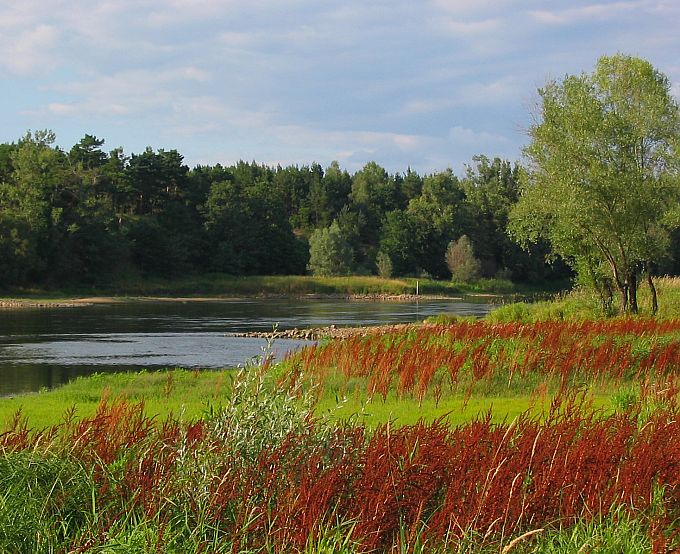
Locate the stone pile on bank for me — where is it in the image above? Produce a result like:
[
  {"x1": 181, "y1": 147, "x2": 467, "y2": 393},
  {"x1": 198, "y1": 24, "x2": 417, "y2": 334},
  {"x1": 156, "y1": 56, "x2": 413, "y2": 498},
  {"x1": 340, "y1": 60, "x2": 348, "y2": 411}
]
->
[
  {"x1": 0, "y1": 300, "x2": 87, "y2": 309},
  {"x1": 230, "y1": 323, "x2": 416, "y2": 341}
]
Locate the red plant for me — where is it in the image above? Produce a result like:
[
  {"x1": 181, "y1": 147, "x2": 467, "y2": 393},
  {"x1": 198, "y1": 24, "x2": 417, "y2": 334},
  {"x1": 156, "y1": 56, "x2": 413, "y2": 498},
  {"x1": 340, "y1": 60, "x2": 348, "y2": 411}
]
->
[{"x1": 289, "y1": 319, "x2": 680, "y2": 401}]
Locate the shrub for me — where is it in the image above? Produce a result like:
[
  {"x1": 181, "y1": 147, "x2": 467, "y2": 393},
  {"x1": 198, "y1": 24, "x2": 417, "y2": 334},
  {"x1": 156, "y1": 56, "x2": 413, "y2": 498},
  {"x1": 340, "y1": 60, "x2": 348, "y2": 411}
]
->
[
  {"x1": 375, "y1": 251, "x2": 393, "y2": 279},
  {"x1": 446, "y1": 235, "x2": 481, "y2": 283}
]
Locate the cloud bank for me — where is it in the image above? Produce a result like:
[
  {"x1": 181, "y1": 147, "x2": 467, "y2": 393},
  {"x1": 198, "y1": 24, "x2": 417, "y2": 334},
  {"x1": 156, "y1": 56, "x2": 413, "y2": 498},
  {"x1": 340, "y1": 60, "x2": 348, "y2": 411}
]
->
[{"x1": 1, "y1": 0, "x2": 678, "y2": 173}]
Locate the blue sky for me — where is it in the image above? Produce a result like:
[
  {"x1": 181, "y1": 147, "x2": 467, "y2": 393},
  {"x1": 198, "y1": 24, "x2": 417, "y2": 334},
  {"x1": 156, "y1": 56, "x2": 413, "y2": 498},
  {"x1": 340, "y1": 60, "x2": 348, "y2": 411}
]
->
[{"x1": 1, "y1": 0, "x2": 679, "y2": 174}]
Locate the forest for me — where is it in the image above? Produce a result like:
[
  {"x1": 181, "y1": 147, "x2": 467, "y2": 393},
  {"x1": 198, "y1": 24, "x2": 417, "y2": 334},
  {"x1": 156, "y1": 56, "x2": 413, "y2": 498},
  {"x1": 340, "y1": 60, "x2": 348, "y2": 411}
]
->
[
  {"x1": 0, "y1": 131, "x2": 571, "y2": 288},
  {"x1": 3, "y1": 55, "x2": 680, "y2": 298}
]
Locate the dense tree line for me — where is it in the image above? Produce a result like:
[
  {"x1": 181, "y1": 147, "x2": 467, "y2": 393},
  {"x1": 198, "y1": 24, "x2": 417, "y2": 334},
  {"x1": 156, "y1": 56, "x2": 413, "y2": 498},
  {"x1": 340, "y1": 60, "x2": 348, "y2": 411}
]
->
[{"x1": 1, "y1": 125, "x2": 673, "y2": 289}]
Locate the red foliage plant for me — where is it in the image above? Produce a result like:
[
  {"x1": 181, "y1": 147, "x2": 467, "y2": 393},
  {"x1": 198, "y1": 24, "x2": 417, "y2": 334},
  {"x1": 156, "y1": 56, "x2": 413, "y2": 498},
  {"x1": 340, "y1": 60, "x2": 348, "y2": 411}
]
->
[
  {"x1": 2, "y1": 394, "x2": 679, "y2": 552},
  {"x1": 290, "y1": 319, "x2": 680, "y2": 400}
]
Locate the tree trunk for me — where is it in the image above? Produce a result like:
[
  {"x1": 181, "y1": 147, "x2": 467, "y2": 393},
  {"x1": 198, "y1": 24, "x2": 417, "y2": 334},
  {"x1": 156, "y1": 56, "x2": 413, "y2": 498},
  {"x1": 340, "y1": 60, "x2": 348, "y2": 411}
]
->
[
  {"x1": 617, "y1": 282, "x2": 628, "y2": 314},
  {"x1": 628, "y1": 271, "x2": 638, "y2": 314},
  {"x1": 646, "y1": 266, "x2": 658, "y2": 315},
  {"x1": 596, "y1": 279, "x2": 614, "y2": 311},
  {"x1": 604, "y1": 280, "x2": 613, "y2": 311},
  {"x1": 610, "y1": 263, "x2": 628, "y2": 314}
]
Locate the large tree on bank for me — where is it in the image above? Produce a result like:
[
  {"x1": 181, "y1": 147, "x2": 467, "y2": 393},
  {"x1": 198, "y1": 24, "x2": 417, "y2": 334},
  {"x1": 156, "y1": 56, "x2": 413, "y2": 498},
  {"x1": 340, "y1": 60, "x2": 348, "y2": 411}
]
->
[{"x1": 509, "y1": 55, "x2": 680, "y2": 314}]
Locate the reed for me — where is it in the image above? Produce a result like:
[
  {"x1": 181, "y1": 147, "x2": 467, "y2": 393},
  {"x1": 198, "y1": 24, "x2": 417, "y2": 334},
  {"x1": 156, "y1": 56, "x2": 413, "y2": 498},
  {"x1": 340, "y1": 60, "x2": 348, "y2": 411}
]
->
[
  {"x1": 1, "y1": 379, "x2": 679, "y2": 552},
  {"x1": 287, "y1": 319, "x2": 680, "y2": 406}
]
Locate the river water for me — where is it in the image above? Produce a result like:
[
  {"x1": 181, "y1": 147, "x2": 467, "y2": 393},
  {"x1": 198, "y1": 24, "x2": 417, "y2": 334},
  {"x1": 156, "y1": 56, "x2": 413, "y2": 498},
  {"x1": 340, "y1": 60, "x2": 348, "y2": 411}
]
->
[{"x1": 0, "y1": 297, "x2": 495, "y2": 395}]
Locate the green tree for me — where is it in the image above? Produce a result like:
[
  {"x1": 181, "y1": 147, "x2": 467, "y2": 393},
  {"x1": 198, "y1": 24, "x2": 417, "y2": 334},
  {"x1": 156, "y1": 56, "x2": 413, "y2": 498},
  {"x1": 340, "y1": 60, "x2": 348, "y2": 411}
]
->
[
  {"x1": 348, "y1": 161, "x2": 401, "y2": 267},
  {"x1": 307, "y1": 221, "x2": 353, "y2": 276},
  {"x1": 122, "y1": 148, "x2": 211, "y2": 275},
  {"x1": 509, "y1": 55, "x2": 680, "y2": 314},
  {"x1": 398, "y1": 167, "x2": 423, "y2": 203},
  {"x1": 322, "y1": 161, "x2": 352, "y2": 218},
  {"x1": 446, "y1": 235, "x2": 481, "y2": 283},
  {"x1": 0, "y1": 131, "x2": 60, "y2": 284},
  {"x1": 0, "y1": 143, "x2": 17, "y2": 183},
  {"x1": 69, "y1": 135, "x2": 107, "y2": 170},
  {"x1": 375, "y1": 251, "x2": 393, "y2": 279},
  {"x1": 378, "y1": 210, "x2": 418, "y2": 276},
  {"x1": 406, "y1": 169, "x2": 466, "y2": 278},
  {"x1": 204, "y1": 175, "x2": 306, "y2": 275}
]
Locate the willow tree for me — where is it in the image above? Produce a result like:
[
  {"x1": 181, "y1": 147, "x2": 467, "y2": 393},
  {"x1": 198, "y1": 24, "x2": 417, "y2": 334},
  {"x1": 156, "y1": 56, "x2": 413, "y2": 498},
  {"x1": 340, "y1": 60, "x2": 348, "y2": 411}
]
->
[{"x1": 509, "y1": 55, "x2": 680, "y2": 314}]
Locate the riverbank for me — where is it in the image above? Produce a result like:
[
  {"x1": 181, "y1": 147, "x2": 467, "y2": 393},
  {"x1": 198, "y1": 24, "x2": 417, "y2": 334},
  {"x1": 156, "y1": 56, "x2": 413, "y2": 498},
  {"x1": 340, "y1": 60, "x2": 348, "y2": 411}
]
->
[
  {"x1": 0, "y1": 273, "x2": 566, "y2": 309},
  {"x1": 0, "y1": 293, "x2": 470, "y2": 310}
]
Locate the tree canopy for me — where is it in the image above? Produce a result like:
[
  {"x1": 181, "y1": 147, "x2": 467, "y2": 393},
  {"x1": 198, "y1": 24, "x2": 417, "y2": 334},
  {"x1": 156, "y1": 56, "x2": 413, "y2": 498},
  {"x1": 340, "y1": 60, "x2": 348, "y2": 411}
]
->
[{"x1": 509, "y1": 54, "x2": 680, "y2": 313}]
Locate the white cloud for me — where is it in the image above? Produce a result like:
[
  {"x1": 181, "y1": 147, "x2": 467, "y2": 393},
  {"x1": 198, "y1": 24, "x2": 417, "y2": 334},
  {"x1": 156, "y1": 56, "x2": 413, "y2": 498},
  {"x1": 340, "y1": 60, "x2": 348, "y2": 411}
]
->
[
  {"x1": 218, "y1": 31, "x2": 259, "y2": 48},
  {"x1": 168, "y1": 95, "x2": 272, "y2": 130},
  {"x1": 436, "y1": 17, "x2": 501, "y2": 35},
  {"x1": 33, "y1": 66, "x2": 213, "y2": 122},
  {"x1": 455, "y1": 77, "x2": 522, "y2": 106},
  {"x1": 401, "y1": 97, "x2": 456, "y2": 115},
  {"x1": 529, "y1": 2, "x2": 645, "y2": 25},
  {"x1": 2, "y1": 0, "x2": 678, "y2": 175},
  {"x1": 401, "y1": 75, "x2": 520, "y2": 114},
  {"x1": 271, "y1": 125, "x2": 428, "y2": 153},
  {"x1": 429, "y1": 0, "x2": 515, "y2": 15},
  {"x1": 448, "y1": 125, "x2": 509, "y2": 145},
  {"x1": 146, "y1": 0, "x2": 232, "y2": 26},
  {"x1": 47, "y1": 103, "x2": 76, "y2": 115},
  {"x1": 2, "y1": 24, "x2": 60, "y2": 74}
]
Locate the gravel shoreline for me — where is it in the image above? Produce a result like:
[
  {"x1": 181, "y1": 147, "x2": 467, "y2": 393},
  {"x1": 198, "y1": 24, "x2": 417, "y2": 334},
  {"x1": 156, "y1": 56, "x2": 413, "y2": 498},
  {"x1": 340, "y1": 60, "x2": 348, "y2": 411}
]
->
[
  {"x1": 0, "y1": 300, "x2": 93, "y2": 309},
  {"x1": 230, "y1": 322, "x2": 420, "y2": 341}
]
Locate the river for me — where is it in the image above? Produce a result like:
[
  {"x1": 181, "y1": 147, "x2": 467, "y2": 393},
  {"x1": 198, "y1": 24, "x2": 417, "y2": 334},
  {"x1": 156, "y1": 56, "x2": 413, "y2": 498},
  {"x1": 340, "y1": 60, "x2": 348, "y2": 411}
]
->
[{"x1": 0, "y1": 297, "x2": 496, "y2": 395}]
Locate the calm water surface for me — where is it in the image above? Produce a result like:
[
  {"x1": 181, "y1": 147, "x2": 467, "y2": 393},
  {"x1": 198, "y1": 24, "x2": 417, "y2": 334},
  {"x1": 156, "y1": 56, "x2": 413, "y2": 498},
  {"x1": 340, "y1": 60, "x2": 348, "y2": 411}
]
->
[{"x1": 0, "y1": 298, "x2": 495, "y2": 395}]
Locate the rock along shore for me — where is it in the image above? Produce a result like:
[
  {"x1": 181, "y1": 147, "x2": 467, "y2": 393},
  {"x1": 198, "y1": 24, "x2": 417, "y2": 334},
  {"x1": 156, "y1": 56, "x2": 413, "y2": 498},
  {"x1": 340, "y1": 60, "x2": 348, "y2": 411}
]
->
[
  {"x1": 230, "y1": 323, "x2": 418, "y2": 341},
  {"x1": 0, "y1": 300, "x2": 92, "y2": 309}
]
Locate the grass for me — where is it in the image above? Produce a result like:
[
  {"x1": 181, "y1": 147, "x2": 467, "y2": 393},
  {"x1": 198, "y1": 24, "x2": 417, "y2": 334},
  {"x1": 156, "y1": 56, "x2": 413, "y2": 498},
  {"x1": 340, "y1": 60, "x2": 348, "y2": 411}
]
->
[
  {"x1": 0, "y1": 373, "x2": 640, "y2": 432},
  {"x1": 0, "y1": 361, "x2": 665, "y2": 432},
  {"x1": 0, "y1": 369, "x2": 234, "y2": 430},
  {"x1": 0, "y1": 272, "x2": 565, "y2": 301},
  {"x1": 0, "y1": 369, "x2": 561, "y2": 430},
  {"x1": 489, "y1": 276, "x2": 680, "y2": 322},
  {"x1": 1, "y1": 368, "x2": 678, "y2": 553}
]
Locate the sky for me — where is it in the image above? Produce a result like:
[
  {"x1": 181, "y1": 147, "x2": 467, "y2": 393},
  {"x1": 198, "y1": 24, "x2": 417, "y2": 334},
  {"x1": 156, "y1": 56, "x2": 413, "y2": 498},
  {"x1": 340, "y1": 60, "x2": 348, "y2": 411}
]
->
[{"x1": 1, "y1": 0, "x2": 679, "y2": 175}]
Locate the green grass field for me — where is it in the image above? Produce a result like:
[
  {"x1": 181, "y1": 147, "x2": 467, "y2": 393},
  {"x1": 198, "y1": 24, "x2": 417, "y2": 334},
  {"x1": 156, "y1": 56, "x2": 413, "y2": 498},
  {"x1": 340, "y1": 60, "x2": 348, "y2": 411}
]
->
[
  {"x1": 0, "y1": 370, "x2": 234, "y2": 430},
  {"x1": 0, "y1": 361, "x2": 640, "y2": 431},
  {"x1": 0, "y1": 373, "x2": 553, "y2": 430}
]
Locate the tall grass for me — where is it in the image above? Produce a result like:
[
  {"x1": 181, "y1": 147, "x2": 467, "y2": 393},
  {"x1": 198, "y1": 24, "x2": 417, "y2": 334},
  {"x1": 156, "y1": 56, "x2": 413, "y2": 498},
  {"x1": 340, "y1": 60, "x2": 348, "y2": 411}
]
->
[
  {"x1": 289, "y1": 318, "x2": 680, "y2": 406},
  {"x1": 2, "y1": 279, "x2": 680, "y2": 551},
  {"x1": 2, "y1": 327, "x2": 680, "y2": 554},
  {"x1": 1, "y1": 390, "x2": 679, "y2": 552},
  {"x1": 0, "y1": 369, "x2": 236, "y2": 430}
]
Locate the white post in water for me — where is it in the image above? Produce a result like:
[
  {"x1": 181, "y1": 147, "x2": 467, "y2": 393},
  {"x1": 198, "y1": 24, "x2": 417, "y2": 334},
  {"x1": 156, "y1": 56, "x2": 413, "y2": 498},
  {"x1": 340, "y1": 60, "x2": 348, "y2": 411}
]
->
[{"x1": 416, "y1": 280, "x2": 419, "y2": 296}]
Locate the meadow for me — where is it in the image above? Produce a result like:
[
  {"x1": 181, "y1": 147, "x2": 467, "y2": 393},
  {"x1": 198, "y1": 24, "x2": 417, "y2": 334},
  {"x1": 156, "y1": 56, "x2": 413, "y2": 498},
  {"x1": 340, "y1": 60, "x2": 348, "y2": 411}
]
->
[{"x1": 1, "y1": 279, "x2": 679, "y2": 552}]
